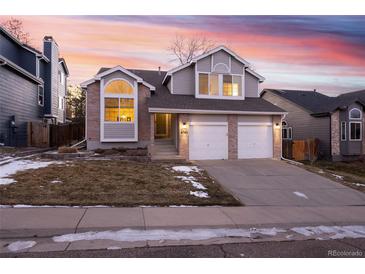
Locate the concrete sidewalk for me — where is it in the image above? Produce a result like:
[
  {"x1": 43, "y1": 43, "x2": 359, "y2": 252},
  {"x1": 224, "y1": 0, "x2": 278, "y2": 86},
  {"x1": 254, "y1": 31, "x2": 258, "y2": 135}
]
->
[{"x1": 1, "y1": 206, "x2": 365, "y2": 238}]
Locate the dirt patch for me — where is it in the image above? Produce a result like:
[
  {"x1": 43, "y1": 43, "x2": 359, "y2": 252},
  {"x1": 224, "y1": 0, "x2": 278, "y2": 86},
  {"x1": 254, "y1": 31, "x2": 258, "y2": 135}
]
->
[
  {"x1": 0, "y1": 159, "x2": 241, "y2": 207},
  {"x1": 301, "y1": 160, "x2": 365, "y2": 193},
  {"x1": 94, "y1": 147, "x2": 148, "y2": 157}
]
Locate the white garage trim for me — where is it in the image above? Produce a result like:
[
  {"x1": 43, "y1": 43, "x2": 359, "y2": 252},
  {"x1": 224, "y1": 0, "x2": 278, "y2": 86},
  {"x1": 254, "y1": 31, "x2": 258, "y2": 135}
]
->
[
  {"x1": 189, "y1": 123, "x2": 228, "y2": 160},
  {"x1": 238, "y1": 122, "x2": 272, "y2": 126},
  {"x1": 238, "y1": 123, "x2": 273, "y2": 159},
  {"x1": 190, "y1": 122, "x2": 227, "y2": 126}
]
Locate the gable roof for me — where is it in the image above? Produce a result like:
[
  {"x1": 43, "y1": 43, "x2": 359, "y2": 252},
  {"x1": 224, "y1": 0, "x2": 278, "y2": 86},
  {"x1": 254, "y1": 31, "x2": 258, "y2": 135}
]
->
[
  {"x1": 262, "y1": 89, "x2": 335, "y2": 114},
  {"x1": 0, "y1": 26, "x2": 50, "y2": 62},
  {"x1": 89, "y1": 68, "x2": 285, "y2": 114},
  {"x1": 262, "y1": 88, "x2": 365, "y2": 115},
  {"x1": 80, "y1": 65, "x2": 156, "y2": 90},
  {"x1": 162, "y1": 45, "x2": 265, "y2": 84}
]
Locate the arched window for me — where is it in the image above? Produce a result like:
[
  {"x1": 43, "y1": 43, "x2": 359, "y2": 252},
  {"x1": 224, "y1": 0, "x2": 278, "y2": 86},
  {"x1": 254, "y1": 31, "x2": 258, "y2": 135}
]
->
[
  {"x1": 103, "y1": 79, "x2": 135, "y2": 123},
  {"x1": 349, "y1": 108, "x2": 362, "y2": 120},
  {"x1": 105, "y1": 79, "x2": 133, "y2": 95}
]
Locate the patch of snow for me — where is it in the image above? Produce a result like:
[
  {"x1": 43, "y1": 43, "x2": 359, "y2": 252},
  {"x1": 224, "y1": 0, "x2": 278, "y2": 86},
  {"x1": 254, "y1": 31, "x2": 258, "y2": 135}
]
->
[
  {"x1": 175, "y1": 176, "x2": 207, "y2": 190},
  {"x1": 190, "y1": 191, "x2": 209, "y2": 198},
  {"x1": 53, "y1": 227, "x2": 286, "y2": 243},
  {"x1": 291, "y1": 225, "x2": 365, "y2": 239},
  {"x1": 0, "y1": 205, "x2": 12, "y2": 208},
  {"x1": 168, "y1": 205, "x2": 198, "y2": 208},
  {"x1": 353, "y1": 183, "x2": 365, "y2": 187},
  {"x1": 331, "y1": 173, "x2": 344, "y2": 180},
  {"x1": 7, "y1": 241, "x2": 36, "y2": 252},
  {"x1": 107, "y1": 246, "x2": 122, "y2": 250},
  {"x1": 50, "y1": 180, "x2": 62, "y2": 184},
  {"x1": 171, "y1": 166, "x2": 201, "y2": 174},
  {"x1": 0, "y1": 159, "x2": 62, "y2": 185},
  {"x1": 293, "y1": 191, "x2": 309, "y2": 199},
  {"x1": 317, "y1": 169, "x2": 325, "y2": 174}
]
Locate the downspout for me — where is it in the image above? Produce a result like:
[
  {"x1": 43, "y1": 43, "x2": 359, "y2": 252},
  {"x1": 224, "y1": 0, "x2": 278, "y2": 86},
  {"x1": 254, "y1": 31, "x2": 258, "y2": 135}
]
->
[{"x1": 280, "y1": 114, "x2": 303, "y2": 166}]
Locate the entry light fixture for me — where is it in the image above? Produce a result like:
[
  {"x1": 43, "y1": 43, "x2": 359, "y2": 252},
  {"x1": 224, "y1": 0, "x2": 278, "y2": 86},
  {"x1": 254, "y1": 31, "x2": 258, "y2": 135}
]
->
[{"x1": 275, "y1": 122, "x2": 280, "y2": 128}]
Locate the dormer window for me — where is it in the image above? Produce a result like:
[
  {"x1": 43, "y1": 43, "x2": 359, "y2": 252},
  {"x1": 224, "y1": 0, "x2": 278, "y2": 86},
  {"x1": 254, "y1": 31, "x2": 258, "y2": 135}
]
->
[{"x1": 198, "y1": 73, "x2": 242, "y2": 98}]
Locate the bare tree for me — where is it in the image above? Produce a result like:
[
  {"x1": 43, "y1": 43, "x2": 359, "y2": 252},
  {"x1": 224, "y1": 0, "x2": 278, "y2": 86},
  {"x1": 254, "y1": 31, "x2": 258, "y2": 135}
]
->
[
  {"x1": 168, "y1": 34, "x2": 216, "y2": 65},
  {"x1": 1, "y1": 17, "x2": 31, "y2": 44}
]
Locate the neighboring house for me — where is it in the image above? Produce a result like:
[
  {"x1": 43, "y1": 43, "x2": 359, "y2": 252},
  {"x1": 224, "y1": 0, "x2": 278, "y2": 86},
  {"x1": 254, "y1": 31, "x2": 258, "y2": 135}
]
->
[
  {"x1": 262, "y1": 89, "x2": 365, "y2": 161},
  {"x1": 0, "y1": 27, "x2": 69, "y2": 147},
  {"x1": 81, "y1": 46, "x2": 286, "y2": 160}
]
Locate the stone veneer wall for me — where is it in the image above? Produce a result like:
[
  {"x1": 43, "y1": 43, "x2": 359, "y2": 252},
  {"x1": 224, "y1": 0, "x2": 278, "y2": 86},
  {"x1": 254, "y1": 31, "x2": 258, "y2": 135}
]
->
[
  {"x1": 272, "y1": 115, "x2": 282, "y2": 159},
  {"x1": 178, "y1": 114, "x2": 190, "y2": 159},
  {"x1": 331, "y1": 110, "x2": 340, "y2": 159},
  {"x1": 86, "y1": 81, "x2": 100, "y2": 142},
  {"x1": 228, "y1": 115, "x2": 238, "y2": 159}
]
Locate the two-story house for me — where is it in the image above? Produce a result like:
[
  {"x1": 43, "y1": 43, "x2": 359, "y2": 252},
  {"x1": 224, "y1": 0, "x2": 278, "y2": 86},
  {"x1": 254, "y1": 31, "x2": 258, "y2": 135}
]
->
[
  {"x1": 0, "y1": 26, "x2": 69, "y2": 147},
  {"x1": 81, "y1": 46, "x2": 286, "y2": 160}
]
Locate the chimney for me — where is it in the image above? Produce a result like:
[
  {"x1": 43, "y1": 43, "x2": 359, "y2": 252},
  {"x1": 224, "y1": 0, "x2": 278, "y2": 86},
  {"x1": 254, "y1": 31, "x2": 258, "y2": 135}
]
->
[{"x1": 158, "y1": 66, "x2": 161, "y2": 75}]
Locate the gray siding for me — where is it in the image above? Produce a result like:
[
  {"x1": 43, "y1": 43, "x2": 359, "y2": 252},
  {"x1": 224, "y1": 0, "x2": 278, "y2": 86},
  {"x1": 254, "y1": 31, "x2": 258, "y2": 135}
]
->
[
  {"x1": 171, "y1": 64, "x2": 195, "y2": 95},
  {"x1": 212, "y1": 50, "x2": 230, "y2": 68},
  {"x1": 245, "y1": 72, "x2": 259, "y2": 98},
  {"x1": 0, "y1": 66, "x2": 43, "y2": 146},
  {"x1": 263, "y1": 91, "x2": 331, "y2": 158},
  {"x1": 196, "y1": 56, "x2": 211, "y2": 72},
  {"x1": 104, "y1": 123, "x2": 135, "y2": 139},
  {"x1": 231, "y1": 58, "x2": 244, "y2": 74}
]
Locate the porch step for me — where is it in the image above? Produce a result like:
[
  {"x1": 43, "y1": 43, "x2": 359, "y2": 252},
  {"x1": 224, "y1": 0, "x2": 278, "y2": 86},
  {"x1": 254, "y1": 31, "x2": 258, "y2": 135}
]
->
[
  {"x1": 154, "y1": 139, "x2": 174, "y2": 145},
  {"x1": 152, "y1": 140, "x2": 180, "y2": 160}
]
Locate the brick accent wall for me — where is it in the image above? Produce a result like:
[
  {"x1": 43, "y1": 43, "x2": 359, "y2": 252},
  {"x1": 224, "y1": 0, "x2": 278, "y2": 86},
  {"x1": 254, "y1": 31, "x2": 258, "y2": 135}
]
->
[
  {"x1": 178, "y1": 114, "x2": 190, "y2": 159},
  {"x1": 331, "y1": 111, "x2": 340, "y2": 157},
  {"x1": 137, "y1": 84, "x2": 151, "y2": 142},
  {"x1": 272, "y1": 115, "x2": 282, "y2": 159},
  {"x1": 228, "y1": 115, "x2": 238, "y2": 159},
  {"x1": 86, "y1": 81, "x2": 100, "y2": 142}
]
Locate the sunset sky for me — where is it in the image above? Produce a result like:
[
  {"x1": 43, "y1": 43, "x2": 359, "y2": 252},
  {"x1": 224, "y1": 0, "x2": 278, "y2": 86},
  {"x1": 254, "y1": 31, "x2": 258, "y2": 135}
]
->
[{"x1": 1, "y1": 15, "x2": 364, "y2": 96}]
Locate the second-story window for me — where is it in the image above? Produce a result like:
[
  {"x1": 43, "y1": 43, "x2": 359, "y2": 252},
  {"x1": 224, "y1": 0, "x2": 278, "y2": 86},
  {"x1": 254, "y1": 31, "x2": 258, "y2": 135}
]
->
[
  {"x1": 199, "y1": 73, "x2": 242, "y2": 97},
  {"x1": 59, "y1": 71, "x2": 65, "y2": 85},
  {"x1": 38, "y1": 85, "x2": 44, "y2": 106}
]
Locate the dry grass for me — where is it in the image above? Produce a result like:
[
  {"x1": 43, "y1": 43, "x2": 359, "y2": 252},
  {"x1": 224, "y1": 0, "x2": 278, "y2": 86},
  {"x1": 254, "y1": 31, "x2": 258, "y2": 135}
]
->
[
  {"x1": 0, "y1": 159, "x2": 241, "y2": 207},
  {"x1": 58, "y1": 146, "x2": 78, "y2": 153},
  {"x1": 302, "y1": 160, "x2": 365, "y2": 193}
]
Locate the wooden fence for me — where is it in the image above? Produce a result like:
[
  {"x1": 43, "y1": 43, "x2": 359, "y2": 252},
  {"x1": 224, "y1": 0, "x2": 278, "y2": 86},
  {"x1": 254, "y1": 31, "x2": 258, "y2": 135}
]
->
[
  {"x1": 283, "y1": 138, "x2": 319, "y2": 161},
  {"x1": 27, "y1": 121, "x2": 84, "y2": 148}
]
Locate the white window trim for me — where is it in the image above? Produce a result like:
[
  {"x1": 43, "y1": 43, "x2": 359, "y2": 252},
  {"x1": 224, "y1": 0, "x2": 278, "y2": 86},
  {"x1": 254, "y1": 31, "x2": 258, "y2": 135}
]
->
[
  {"x1": 60, "y1": 71, "x2": 65, "y2": 85},
  {"x1": 341, "y1": 121, "x2": 347, "y2": 141},
  {"x1": 349, "y1": 121, "x2": 362, "y2": 141},
  {"x1": 349, "y1": 108, "x2": 362, "y2": 120},
  {"x1": 38, "y1": 85, "x2": 44, "y2": 107},
  {"x1": 58, "y1": 96, "x2": 64, "y2": 110},
  {"x1": 196, "y1": 72, "x2": 245, "y2": 100},
  {"x1": 100, "y1": 77, "x2": 138, "y2": 142},
  {"x1": 282, "y1": 121, "x2": 292, "y2": 140}
]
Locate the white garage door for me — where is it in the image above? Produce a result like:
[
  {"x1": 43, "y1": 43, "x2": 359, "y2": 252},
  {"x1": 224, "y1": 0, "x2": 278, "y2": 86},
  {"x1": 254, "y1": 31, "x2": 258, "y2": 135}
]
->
[
  {"x1": 238, "y1": 123, "x2": 273, "y2": 159},
  {"x1": 189, "y1": 123, "x2": 228, "y2": 160}
]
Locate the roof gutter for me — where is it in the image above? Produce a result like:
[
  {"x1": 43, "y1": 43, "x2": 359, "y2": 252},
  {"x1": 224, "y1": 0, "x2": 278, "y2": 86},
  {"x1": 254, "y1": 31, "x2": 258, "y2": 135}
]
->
[{"x1": 149, "y1": 107, "x2": 287, "y2": 115}]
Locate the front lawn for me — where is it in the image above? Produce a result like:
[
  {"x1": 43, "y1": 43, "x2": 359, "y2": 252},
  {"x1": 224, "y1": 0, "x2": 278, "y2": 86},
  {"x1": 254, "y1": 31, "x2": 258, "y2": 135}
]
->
[
  {"x1": 301, "y1": 160, "x2": 365, "y2": 193},
  {"x1": 0, "y1": 158, "x2": 241, "y2": 207}
]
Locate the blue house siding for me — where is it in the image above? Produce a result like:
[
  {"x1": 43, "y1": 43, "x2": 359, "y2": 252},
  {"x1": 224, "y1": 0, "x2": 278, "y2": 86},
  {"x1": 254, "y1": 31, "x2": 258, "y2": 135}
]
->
[{"x1": 0, "y1": 66, "x2": 43, "y2": 146}]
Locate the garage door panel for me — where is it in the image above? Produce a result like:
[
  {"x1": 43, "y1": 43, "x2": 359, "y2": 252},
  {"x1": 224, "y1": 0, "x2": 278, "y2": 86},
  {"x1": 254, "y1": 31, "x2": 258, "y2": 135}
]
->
[
  {"x1": 238, "y1": 125, "x2": 273, "y2": 159},
  {"x1": 189, "y1": 124, "x2": 228, "y2": 160}
]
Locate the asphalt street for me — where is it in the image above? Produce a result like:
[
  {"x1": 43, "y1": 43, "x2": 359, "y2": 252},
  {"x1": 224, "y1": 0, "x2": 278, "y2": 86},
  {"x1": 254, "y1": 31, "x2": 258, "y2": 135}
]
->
[{"x1": 2, "y1": 239, "x2": 365, "y2": 258}]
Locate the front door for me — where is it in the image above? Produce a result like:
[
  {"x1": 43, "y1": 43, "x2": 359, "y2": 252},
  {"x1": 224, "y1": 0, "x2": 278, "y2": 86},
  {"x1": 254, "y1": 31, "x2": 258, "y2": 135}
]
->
[{"x1": 155, "y1": 114, "x2": 171, "y2": 139}]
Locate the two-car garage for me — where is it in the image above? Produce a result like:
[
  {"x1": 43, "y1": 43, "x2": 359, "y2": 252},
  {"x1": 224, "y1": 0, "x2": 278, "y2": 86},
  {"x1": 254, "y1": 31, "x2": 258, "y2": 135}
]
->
[{"x1": 188, "y1": 115, "x2": 274, "y2": 160}]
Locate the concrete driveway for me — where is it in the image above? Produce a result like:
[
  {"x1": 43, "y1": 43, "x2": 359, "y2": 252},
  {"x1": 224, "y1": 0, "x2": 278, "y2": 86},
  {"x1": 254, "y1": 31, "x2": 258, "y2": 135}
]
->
[{"x1": 197, "y1": 159, "x2": 365, "y2": 206}]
